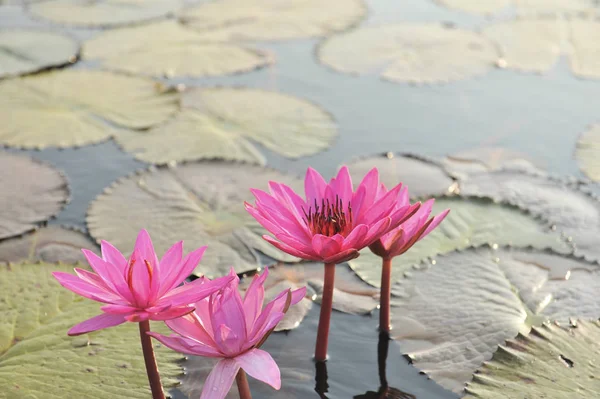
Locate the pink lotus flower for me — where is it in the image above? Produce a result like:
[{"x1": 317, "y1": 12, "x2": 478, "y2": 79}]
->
[
  {"x1": 369, "y1": 197, "x2": 450, "y2": 259},
  {"x1": 149, "y1": 268, "x2": 306, "y2": 399},
  {"x1": 244, "y1": 166, "x2": 421, "y2": 264},
  {"x1": 53, "y1": 229, "x2": 233, "y2": 336}
]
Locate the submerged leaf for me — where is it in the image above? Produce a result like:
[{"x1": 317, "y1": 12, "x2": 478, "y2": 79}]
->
[
  {"x1": 390, "y1": 247, "x2": 600, "y2": 393},
  {"x1": 442, "y1": 147, "x2": 541, "y2": 179},
  {"x1": 0, "y1": 29, "x2": 78, "y2": 78},
  {"x1": 318, "y1": 23, "x2": 498, "y2": 84},
  {"x1": 345, "y1": 153, "x2": 457, "y2": 199},
  {"x1": 349, "y1": 196, "x2": 570, "y2": 287},
  {"x1": 0, "y1": 70, "x2": 178, "y2": 149},
  {"x1": 0, "y1": 263, "x2": 182, "y2": 398},
  {"x1": 576, "y1": 123, "x2": 600, "y2": 182},
  {"x1": 28, "y1": 0, "x2": 183, "y2": 27},
  {"x1": 0, "y1": 226, "x2": 98, "y2": 264},
  {"x1": 87, "y1": 162, "x2": 303, "y2": 278},
  {"x1": 115, "y1": 87, "x2": 337, "y2": 165},
  {"x1": 83, "y1": 20, "x2": 272, "y2": 78},
  {"x1": 179, "y1": 0, "x2": 367, "y2": 41},
  {"x1": 0, "y1": 152, "x2": 69, "y2": 240},
  {"x1": 464, "y1": 321, "x2": 600, "y2": 398}
]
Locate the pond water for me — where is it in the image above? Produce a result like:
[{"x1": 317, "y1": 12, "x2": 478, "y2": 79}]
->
[{"x1": 2, "y1": 0, "x2": 599, "y2": 398}]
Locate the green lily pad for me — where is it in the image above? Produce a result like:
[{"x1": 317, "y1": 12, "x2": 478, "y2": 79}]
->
[
  {"x1": 0, "y1": 29, "x2": 78, "y2": 78},
  {"x1": 0, "y1": 69, "x2": 178, "y2": 149},
  {"x1": 464, "y1": 321, "x2": 600, "y2": 398},
  {"x1": 458, "y1": 170, "x2": 600, "y2": 262},
  {"x1": 349, "y1": 196, "x2": 570, "y2": 288},
  {"x1": 83, "y1": 20, "x2": 272, "y2": 79},
  {"x1": 483, "y1": 18, "x2": 600, "y2": 79},
  {"x1": 318, "y1": 23, "x2": 498, "y2": 84},
  {"x1": 0, "y1": 262, "x2": 182, "y2": 398},
  {"x1": 390, "y1": 247, "x2": 600, "y2": 393},
  {"x1": 576, "y1": 123, "x2": 600, "y2": 182},
  {"x1": 0, "y1": 152, "x2": 69, "y2": 240},
  {"x1": 28, "y1": 0, "x2": 183, "y2": 28},
  {"x1": 87, "y1": 162, "x2": 303, "y2": 278},
  {"x1": 179, "y1": 0, "x2": 367, "y2": 41},
  {"x1": 345, "y1": 153, "x2": 458, "y2": 199},
  {"x1": 0, "y1": 226, "x2": 99, "y2": 265},
  {"x1": 114, "y1": 87, "x2": 337, "y2": 165}
]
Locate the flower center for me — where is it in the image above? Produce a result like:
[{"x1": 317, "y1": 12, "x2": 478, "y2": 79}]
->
[
  {"x1": 126, "y1": 255, "x2": 154, "y2": 293},
  {"x1": 303, "y1": 195, "x2": 353, "y2": 237}
]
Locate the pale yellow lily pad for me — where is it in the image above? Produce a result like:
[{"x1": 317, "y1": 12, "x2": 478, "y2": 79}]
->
[
  {"x1": 391, "y1": 248, "x2": 600, "y2": 393},
  {"x1": 576, "y1": 124, "x2": 600, "y2": 182},
  {"x1": 28, "y1": 0, "x2": 183, "y2": 28},
  {"x1": 83, "y1": 20, "x2": 272, "y2": 78},
  {"x1": 318, "y1": 23, "x2": 498, "y2": 84},
  {"x1": 436, "y1": 0, "x2": 598, "y2": 15},
  {"x1": 0, "y1": 262, "x2": 182, "y2": 398},
  {"x1": 87, "y1": 162, "x2": 303, "y2": 278},
  {"x1": 0, "y1": 226, "x2": 98, "y2": 264},
  {"x1": 465, "y1": 321, "x2": 600, "y2": 398},
  {"x1": 115, "y1": 87, "x2": 337, "y2": 165},
  {"x1": 0, "y1": 152, "x2": 69, "y2": 240},
  {"x1": 179, "y1": 0, "x2": 367, "y2": 41},
  {"x1": 0, "y1": 29, "x2": 78, "y2": 78},
  {"x1": 0, "y1": 69, "x2": 178, "y2": 149},
  {"x1": 484, "y1": 18, "x2": 600, "y2": 79}
]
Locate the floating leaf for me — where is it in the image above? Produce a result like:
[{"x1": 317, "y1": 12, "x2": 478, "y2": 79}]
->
[
  {"x1": 28, "y1": 0, "x2": 182, "y2": 28},
  {"x1": 179, "y1": 0, "x2": 367, "y2": 41},
  {"x1": 458, "y1": 170, "x2": 600, "y2": 261},
  {"x1": 464, "y1": 321, "x2": 600, "y2": 398},
  {"x1": 0, "y1": 29, "x2": 78, "y2": 78},
  {"x1": 483, "y1": 18, "x2": 600, "y2": 79},
  {"x1": 115, "y1": 87, "x2": 337, "y2": 165},
  {"x1": 436, "y1": 0, "x2": 598, "y2": 15},
  {"x1": 0, "y1": 262, "x2": 182, "y2": 398},
  {"x1": 0, "y1": 152, "x2": 69, "y2": 240},
  {"x1": 442, "y1": 147, "x2": 541, "y2": 179},
  {"x1": 345, "y1": 153, "x2": 457, "y2": 199},
  {"x1": 83, "y1": 20, "x2": 272, "y2": 79},
  {"x1": 318, "y1": 23, "x2": 498, "y2": 84},
  {"x1": 576, "y1": 124, "x2": 600, "y2": 182},
  {"x1": 390, "y1": 248, "x2": 600, "y2": 393},
  {"x1": 0, "y1": 70, "x2": 178, "y2": 149},
  {"x1": 0, "y1": 226, "x2": 98, "y2": 264},
  {"x1": 349, "y1": 196, "x2": 570, "y2": 287},
  {"x1": 87, "y1": 162, "x2": 303, "y2": 278}
]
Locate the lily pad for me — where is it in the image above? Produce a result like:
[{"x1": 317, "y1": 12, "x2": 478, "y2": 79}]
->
[
  {"x1": 442, "y1": 147, "x2": 541, "y2": 179},
  {"x1": 114, "y1": 87, "x2": 337, "y2": 165},
  {"x1": 390, "y1": 247, "x2": 600, "y2": 393},
  {"x1": 0, "y1": 262, "x2": 182, "y2": 398},
  {"x1": 345, "y1": 153, "x2": 458, "y2": 199},
  {"x1": 87, "y1": 162, "x2": 303, "y2": 278},
  {"x1": 0, "y1": 152, "x2": 69, "y2": 240},
  {"x1": 576, "y1": 124, "x2": 600, "y2": 182},
  {"x1": 0, "y1": 69, "x2": 178, "y2": 149},
  {"x1": 0, "y1": 29, "x2": 78, "y2": 78},
  {"x1": 349, "y1": 196, "x2": 570, "y2": 288},
  {"x1": 464, "y1": 321, "x2": 600, "y2": 398},
  {"x1": 28, "y1": 0, "x2": 183, "y2": 28},
  {"x1": 458, "y1": 170, "x2": 600, "y2": 262},
  {"x1": 317, "y1": 23, "x2": 498, "y2": 84},
  {"x1": 0, "y1": 226, "x2": 98, "y2": 264},
  {"x1": 83, "y1": 20, "x2": 272, "y2": 79},
  {"x1": 483, "y1": 18, "x2": 600, "y2": 79},
  {"x1": 436, "y1": 0, "x2": 598, "y2": 15},
  {"x1": 179, "y1": 0, "x2": 367, "y2": 42}
]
